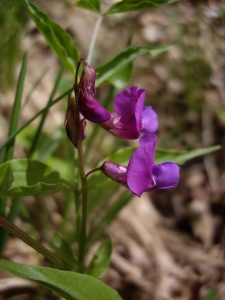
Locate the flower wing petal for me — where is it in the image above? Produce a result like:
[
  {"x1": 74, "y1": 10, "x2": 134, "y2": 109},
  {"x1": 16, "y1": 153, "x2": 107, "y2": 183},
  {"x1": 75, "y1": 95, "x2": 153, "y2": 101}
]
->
[
  {"x1": 141, "y1": 106, "x2": 158, "y2": 133},
  {"x1": 151, "y1": 162, "x2": 180, "y2": 190}
]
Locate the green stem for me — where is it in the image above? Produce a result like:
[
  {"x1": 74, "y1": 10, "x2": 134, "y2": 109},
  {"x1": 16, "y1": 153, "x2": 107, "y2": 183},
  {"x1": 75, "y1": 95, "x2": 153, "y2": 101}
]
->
[
  {"x1": 74, "y1": 61, "x2": 88, "y2": 272},
  {"x1": 0, "y1": 215, "x2": 74, "y2": 271}
]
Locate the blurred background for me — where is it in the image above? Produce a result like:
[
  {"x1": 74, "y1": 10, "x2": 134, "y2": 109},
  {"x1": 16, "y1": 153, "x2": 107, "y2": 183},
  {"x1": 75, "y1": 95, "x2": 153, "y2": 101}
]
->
[{"x1": 0, "y1": 0, "x2": 225, "y2": 299}]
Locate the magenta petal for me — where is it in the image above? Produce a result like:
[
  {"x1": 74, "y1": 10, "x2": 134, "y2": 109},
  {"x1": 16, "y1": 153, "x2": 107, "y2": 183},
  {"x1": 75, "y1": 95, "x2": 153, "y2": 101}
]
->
[
  {"x1": 127, "y1": 143, "x2": 155, "y2": 197},
  {"x1": 78, "y1": 94, "x2": 111, "y2": 123},
  {"x1": 139, "y1": 133, "x2": 157, "y2": 149},
  {"x1": 135, "y1": 89, "x2": 146, "y2": 131},
  {"x1": 141, "y1": 106, "x2": 158, "y2": 133},
  {"x1": 150, "y1": 162, "x2": 180, "y2": 190},
  {"x1": 114, "y1": 87, "x2": 139, "y2": 122}
]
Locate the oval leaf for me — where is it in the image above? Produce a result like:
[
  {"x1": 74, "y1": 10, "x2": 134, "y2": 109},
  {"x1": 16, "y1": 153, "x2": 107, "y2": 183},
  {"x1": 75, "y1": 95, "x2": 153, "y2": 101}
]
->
[
  {"x1": 104, "y1": 0, "x2": 178, "y2": 15},
  {"x1": 76, "y1": 0, "x2": 101, "y2": 14},
  {"x1": 0, "y1": 159, "x2": 73, "y2": 198},
  {"x1": 0, "y1": 260, "x2": 122, "y2": 300},
  {"x1": 86, "y1": 238, "x2": 112, "y2": 278},
  {"x1": 22, "y1": 0, "x2": 79, "y2": 74},
  {"x1": 95, "y1": 45, "x2": 171, "y2": 87}
]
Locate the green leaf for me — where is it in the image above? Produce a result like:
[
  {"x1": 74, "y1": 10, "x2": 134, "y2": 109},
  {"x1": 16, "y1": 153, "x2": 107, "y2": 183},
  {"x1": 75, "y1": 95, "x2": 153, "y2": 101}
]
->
[
  {"x1": 202, "y1": 287, "x2": 218, "y2": 300},
  {"x1": 53, "y1": 233, "x2": 77, "y2": 269},
  {"x1": 88, "y1": 145, "x2": 221, "y2": 189},
  {"x1": 0, "y1": 159, "x2": 73, "y2": 198},
  {"x1": 95, "y1": 45, "x2": 171, "y2": 88},
  {"x1": 155, "y1": 145, "x2": 221, "y2": 165},
  {"x1": 104, "y1": 0, "x2": 178, "y2": 15},
  {"x1": 76, "y1": 0, "x2": 101, "y2": 13},
  {"x1": 0, "y1": 260, "x2": 122, "y2": 300},
  {"x1": 22, "y1": 0, "x2": 79, "y2": 75},
  {"x1": 4, "y1": 52, "x2": 28, "y2": 162},
  {"x1": 0, "y1": 165, "x2": 14, "y2": 196},
  {"x1": 86, "y1": 238, "x2": 112, "y2": 278}
]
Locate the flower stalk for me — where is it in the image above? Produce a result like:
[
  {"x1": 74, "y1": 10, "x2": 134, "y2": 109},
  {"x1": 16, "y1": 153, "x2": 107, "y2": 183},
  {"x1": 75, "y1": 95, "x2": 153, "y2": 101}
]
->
[{"x1": 73, "y1": 60, "x2": 88, "y2": 272}]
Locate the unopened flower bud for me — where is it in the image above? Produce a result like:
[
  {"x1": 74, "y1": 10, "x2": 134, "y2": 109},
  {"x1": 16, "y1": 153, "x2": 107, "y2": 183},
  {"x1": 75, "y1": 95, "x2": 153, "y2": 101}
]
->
[
  {"x1": 79, "y1": 61, "x2": 96, "y2": 98},
  {"x1": 78, "y1": 61, "x2": 111, "y2": 123},
  {"x1": 65, "y1": 91, "x2": 86, "y2": 148},
  {"x1": 100, "y1": 161, "x2": 127, "y2": 187}
]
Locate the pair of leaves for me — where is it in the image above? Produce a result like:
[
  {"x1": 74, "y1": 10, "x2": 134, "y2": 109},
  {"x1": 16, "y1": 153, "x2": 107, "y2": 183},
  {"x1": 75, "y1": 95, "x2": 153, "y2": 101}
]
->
[
  {"x1": 76, "y1": 0, "x2": 178, "y2": 15},
  {"x1": 22, "y1": 0, "x2": 172, "y2": 89},
  {"x1": 0, "y1": 258, "x2": 121, "y2": 300},
  {"x1": 0, "y1": 159, "x2": 73, "y2": 198}
]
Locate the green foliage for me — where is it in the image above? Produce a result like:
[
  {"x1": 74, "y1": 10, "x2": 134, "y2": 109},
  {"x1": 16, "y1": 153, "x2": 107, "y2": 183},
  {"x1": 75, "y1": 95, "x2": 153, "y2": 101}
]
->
[
  {"x1": 4, "y1": 52, "x2": 28, "y2": 162},
  {"x1": 104, "y1": 0, "x2": 178, "y2": 15},
  {"x1": 53, "y1": 233, "x2": 77, "y2": 268},
  {"x1": 0, "y1": 165, "x2": 14, "y2": 196},
  {"x1": 86, "y1": 238, "x2": 112, "y2": 278},
  {"x1": 96, "y1": 45, "x2": 171, "y2": 88},
  {"x1": 0, "y1": 159, "x2": 73, "y2": 198},
  {"x1": 202, "y1": 287, "x2": 218, "y2": 300},
  {"x1": 0, "y1": 0, "x2": 28, "y2": 91},
  {"x1": 21, "y1": 0, "x2": 79, "y2": 75},
  {"x1": 76, "y1": 0, "x2": 101, "y2": 14},
  {"x1": 155, "y1": 145, "x2": 221, "y2": 165},
  {"x1": 0, "y1": 260, "x2": 122, "y2": 300}
]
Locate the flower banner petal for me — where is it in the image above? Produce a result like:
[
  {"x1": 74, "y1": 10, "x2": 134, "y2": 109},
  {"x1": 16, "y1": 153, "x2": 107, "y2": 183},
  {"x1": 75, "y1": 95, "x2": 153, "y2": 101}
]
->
[{"x1": 127, "y1": 144, "x2": 155, "y2": 197}]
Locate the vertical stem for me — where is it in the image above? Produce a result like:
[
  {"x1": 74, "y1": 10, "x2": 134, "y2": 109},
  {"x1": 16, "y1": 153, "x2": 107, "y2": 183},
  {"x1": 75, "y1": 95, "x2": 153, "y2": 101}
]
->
[
  {"x1": 87, "y1": 15, "x2": 103, "y2": 64},
  {"x1": 74, "y1": 62, "x2": 88, "y2": 272}
]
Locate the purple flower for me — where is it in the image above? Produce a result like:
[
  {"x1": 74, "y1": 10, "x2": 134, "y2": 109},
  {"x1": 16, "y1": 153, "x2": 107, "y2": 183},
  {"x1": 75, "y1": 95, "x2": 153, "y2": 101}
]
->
[
  {"x1": 101, "y1": 133, "x2": 180, "y2": 197},
  {"x1": 78, "y1": 70, "x2": 158, "y2": 138},
  {"x1": 100, "y1": 87, "x2": 158, "y2": 139}
]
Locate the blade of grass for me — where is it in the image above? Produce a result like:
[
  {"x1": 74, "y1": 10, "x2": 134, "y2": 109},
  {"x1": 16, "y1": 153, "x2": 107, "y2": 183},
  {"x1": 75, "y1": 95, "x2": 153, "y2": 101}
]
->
[
  {"x1": 29, "y1": 66, "x2": 64, "y2": 156},
  {"x1": 4, "y1": 52, "x2": 28, "y2": 162},
  {"x1": 0, "y1": 52, "x2": 28, "y2": 215},
  {"x1": 0, "y1": 52, "x2": 28, "y2": 256}
]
